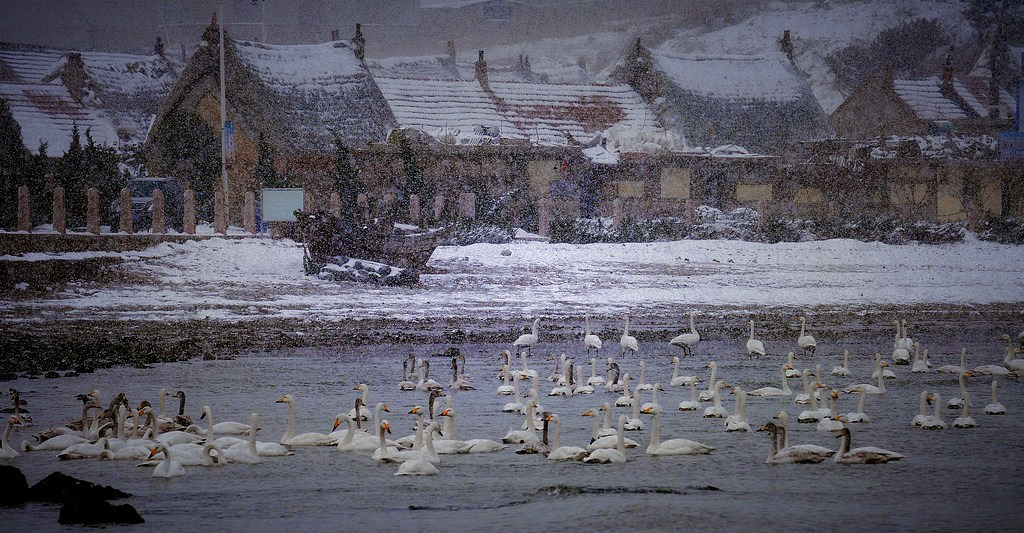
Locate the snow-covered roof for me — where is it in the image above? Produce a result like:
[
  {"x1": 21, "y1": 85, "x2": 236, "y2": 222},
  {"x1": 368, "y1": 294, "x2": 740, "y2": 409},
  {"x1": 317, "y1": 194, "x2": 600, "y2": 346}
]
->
[
  {"x1": 952, "y1": 77, "x2": 1015, "y2": 120},
  {"x1": 892, "y1": 77, "x2": 967, "y2": 120},
  {"x1": 229, "y1": 39, "x2": 393, "y2": 147},
  {"x1": 375, "y1": 76, "x2": 655, "y2": 147},
  {"x1": 0, "y1": 43, "x2": 178, "y2": 144},
  {"x1": 0, "y1": 82, "x2": 119, "y2": 154},
  {"x1": 650, "y1": 51, "x2": 808, "y2": 103}
]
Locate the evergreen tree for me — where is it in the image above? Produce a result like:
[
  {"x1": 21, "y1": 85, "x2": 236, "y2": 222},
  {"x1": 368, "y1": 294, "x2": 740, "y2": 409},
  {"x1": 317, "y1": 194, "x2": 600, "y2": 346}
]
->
[
  {"x1": 393, "y1": 130, "x2": 431, "y2": 215},
  {"x1": 151, "y1": 110, "x2": 219, "y2": 221},
  {"x1": 0, "y1": 97, "x2": 26, "y2": 228},
  {"x1": 84, "y1": 128, "x2": 124, "y2": 225},
  {"x1": 54, "y1": 124, "x2": 88, "y2": 227},
  {"x1": 332, "y1": 137, "x2": 360, "y2": 225},
  {"x1": 253, "y1": 132, "x2": 285, "y2": 189},
  {"x1": 26, "y1": 142, "x2": 51, "y2": 227}
]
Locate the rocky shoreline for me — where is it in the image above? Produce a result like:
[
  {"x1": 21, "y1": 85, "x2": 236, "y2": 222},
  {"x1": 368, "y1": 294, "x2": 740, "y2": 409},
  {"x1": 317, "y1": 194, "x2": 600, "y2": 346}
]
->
[{"x1": 2, "y1": 302, "x2": 1020, "y2": 380}]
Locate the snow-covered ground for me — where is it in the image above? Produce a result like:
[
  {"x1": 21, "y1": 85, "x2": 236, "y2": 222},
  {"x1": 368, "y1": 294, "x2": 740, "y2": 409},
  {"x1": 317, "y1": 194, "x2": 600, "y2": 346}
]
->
[{"x1": 3, "y1": 235, "x2": 1021, "y2": 323}]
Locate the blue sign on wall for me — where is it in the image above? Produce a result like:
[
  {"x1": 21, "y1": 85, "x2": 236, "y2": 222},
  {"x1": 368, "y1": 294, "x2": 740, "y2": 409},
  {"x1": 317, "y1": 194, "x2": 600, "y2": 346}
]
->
[
  {"x1": 998, "y1": 131, "x2": 1024, "y2": 161},
  {"x1": 261, "y1": 188, "x2": 304, "y2": 222}
]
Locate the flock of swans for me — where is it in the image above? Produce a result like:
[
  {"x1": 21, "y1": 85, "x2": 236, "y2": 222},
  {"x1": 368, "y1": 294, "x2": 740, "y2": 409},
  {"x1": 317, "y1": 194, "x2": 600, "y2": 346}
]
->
[{"x1": 1, "y1": 314, "x2": 1022, "y2": 477}]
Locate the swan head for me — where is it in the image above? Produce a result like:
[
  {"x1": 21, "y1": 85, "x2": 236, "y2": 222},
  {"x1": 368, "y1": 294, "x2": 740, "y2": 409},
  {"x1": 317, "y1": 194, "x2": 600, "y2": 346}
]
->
[
  {"x1": 173, "y1": 390, "x2": 185, "y2": 399},
  {"x1": 409, "y1": 406, "x2": 423, "y2": 415},
  {"x1": 582, "y1": 409, "x2": 595, "y2": 417},
  {"x1": 925, "y1": 393, "x2": 934, "y2": 406},
  {"x1": 706, "y1": 361, "x2": 717, "y2": 369},
  {"x1": 377, "y1": 403, "x2": 390, "y2": 413},
  {"x1": 881, "y1": 361, "x2": 890, "y2": 368},
  {"x1": 8, "y1": 416, "x2": 22, "y2": 427},
  {"x1": 380, "y1": 421, "x2": 391, "y2": 434},
  {"x1": 137, "y1": 400, "x2": 151, "y2": 411},
  {"x1": 353, "y1": 384, "x2": 368, "y2": 392},
  {"x1": 147, "y1": 445, "x2": 165, "y2": 460},
  {"x1": 200, "y1": 406, "x2": 211, "y2": 420},
  {"x1": 759, "y1": 422, "x2": 777, "y2": 433},
  {"x1": 543, "y1": 413, "x2": 559, "y2": 422},
  {"x1": 671, "y1": 356, "x2": 679, "y2": 364},
  {"x1": 640, "y1": 406, "x2": 662, "y2": 415},
  {"x1": 440, "y1": 408, "x2": 453, "y2": 417},
  {"x1": 275, "y1": 394, "x2": 294, "y2": 404},
  {"x1": 832, "y1": 390, "x2": 839, "y2": 399}
]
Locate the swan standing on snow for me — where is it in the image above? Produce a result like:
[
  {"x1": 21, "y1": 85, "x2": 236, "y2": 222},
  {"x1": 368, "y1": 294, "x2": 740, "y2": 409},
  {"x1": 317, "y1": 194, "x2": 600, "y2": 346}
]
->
[
  {"x1": 748, "y1": 365, "x2": 794, "y2": 397},
  {"x1": 642, "y1": 406, "x2": 713, "y2": 455},
  {"x1": 797, "y1": 316, "x2": 817, "y2": 357},
  {"x1": 746, "y1": 320, "x2": 766, "y2": 358},
  {"x1": 514, "y1": 318, "x2": 540, "y2": 357},
  {"x1": 620, "y1": 315, "x2": 639, "y2": 357},
  {"x1": 952, "y1": 392, "x2": 977, "y2": 428},
  {"x1": 147, "y1": 443, "x2": 186, "y2": 478},
  {"x1": 669, "y1": 312, "x2": 700, "y2": 357},
  {"x1": 276, "y1": 395, "x2": 336, "y2": 446},
  {"x1": 760, "y1": 422, "x2": 834, "y2": 464},
  {"x1": 584, "y1": 315, "x2": 602, "y2": 356},
  {"x1": 832, "y1": 427, "x2": 904, "y2": 464},
  {"x1": 984, "y1": 380, "x2": 1006, "y2": 415},
  {"x1": 831, "y1": 350, "x2": 851, "y2": 377},
  {"x1": 583, "y1": 415, "x2": 628, "y2": 464},
  {"x1": 544, "y1": 414, "x2": 587, "y2": 461}
]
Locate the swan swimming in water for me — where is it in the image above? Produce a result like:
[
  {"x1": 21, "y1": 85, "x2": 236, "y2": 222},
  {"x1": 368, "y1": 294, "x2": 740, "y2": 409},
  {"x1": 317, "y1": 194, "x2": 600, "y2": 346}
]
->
[
  {"x1": 760, "y1": 422, "x2": 834, "y2": 464},
  {"x1": 831, "y1": 350, "x2": 851, "y2": 377},
  {"x1": 0, "y1": 416, "x2": 22, "y2": 459},
  {"x1": 973, "y1": 335, "x2": 1012, "y2": 375},
  {"x1": 746, "y1": 320, "x2": 766, "y2": 359},
  {"x1": 984, "y1": 380, "x2": 1006, "y2": 415},
  {"x1": 276, "y1": 395, "x2": 336, "y2": 446},
  {"x1": 724, "y1": 387, "x2": 750, "y2": 432},
  {"x1": 831, "y1": 427, "x2": 904, "y2": 464},
  {"x1": 642, "y1": 406, "x2": 713, "y2": 455},
  {"x1": 703, "y1": 381, "x2": 730, "y2": 419},
  {"x1": 669, "y1": 356, "x2": 699, "y2": 387},
  {"x1": 544, "y1": 414, "x2": 588, "y2": 461},
  {"x1": 748, "y1": 365, "x2": 793, "y2": 397},
  {"x1": 147, "y1": 443, "x2": 186, "y2": 478},
  {"x1": 952, "y1": 392, "x2": 977, "y2": 429},
  {"x1": 583, "y1": 415, "x2": 628, "y2": 464},
  {"x1": 678, "y1": 381, "x2": 700, "y2": 412},
  {"x1": 699, "y1": 362, "x2": 720, "y2": 402}
]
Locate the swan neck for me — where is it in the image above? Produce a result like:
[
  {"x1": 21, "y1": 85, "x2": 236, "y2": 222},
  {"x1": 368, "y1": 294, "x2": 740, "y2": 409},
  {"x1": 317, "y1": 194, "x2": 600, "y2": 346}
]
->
[
  {"x1": 648, "y1": 412, "x2": 661, "y2": 451},
  {"x1": 248, "y1": 416, "x2": 257, "y2": 456},
  {"x1": 767, "y1": 428, "x2": 778, "y2": 463},
  {"x1": 284, "y1": 400, "x2": 296, "y2": 441},
  {"x1": 857, "y1": 390, "x2": 867, "y2": 413},
  {"x1": 552, "y1": 419, "x2": 560, "y2": 450},
  {"x1": 781, "y1": 366, "x2": 791, "y2": 393},
  {"x1": 616, "y1": 417, "x2": 625, "y2": 453}
]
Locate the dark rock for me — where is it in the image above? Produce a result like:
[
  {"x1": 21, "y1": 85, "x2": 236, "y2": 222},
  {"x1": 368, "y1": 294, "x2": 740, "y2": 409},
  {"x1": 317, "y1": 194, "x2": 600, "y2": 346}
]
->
[
  {"x1": 501, "y1": 249, "x2": 512, "y2": 256},
  {"x1": 63, "y1": 371, "x2": 79, "y2": 378},
  {"x1": 59, "y1": 495, "x2": 144, "y2": 525},
  {"x1": 44, "y1": 371, "x2": 60, "y2": 378},
  {"x1": 29, "y1": 471, "x2": 131, "y2": 503},
  {"x1": 0, "y1": 465, "x2": 29, "y2": 506}
]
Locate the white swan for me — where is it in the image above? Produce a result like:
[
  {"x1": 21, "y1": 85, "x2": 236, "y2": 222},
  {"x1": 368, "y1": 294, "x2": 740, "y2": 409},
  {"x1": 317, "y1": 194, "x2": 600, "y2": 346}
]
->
[
  {"x1": 921, "y1": 393, "x2": 947, "y2": 430},
  {"x1": 276, "y1": 395, "x2": 336, "y2": 446},
  {"x1": 974, "y1": 335, "x2": 1012, "y2": 375},
  {"x1": 936, "y1": 348, "x2": 968, "y2": 374},
  {"x1": 375, "y1": 420, "x2": 441, "y2": 464},
  {"x1": 439, "y1": 408, "x2": 505, "y2": 453},
  {"x1": 816, "y1": 390, "x2": 844, "y2": 432},
  {"x1": 634, "y1": 360, "x2": 653, "y2": 391},
  {"x1": 797, "y1": 316, "x2": 816, "y2": 356},
  {"x1": 544, "y1": 414, "x2": 588, "y2": 461},
  {"x1": 585, "y1": 408, "x2": 639, "y2": 450},
  {"x1": 513, "y1": 318, "x2": 540, "y2": 356},
  {"x1": 640, "y1": 383, "x2": 664, "y2": 414},
  {"x1": 911, "y1": 391, "x2": 930, "y2": 426},
  {"x1": 870, "y1": 352, "x2": 896, "y2": 379},
  {"x1": 584, "y1": 315, "x2": 602, "y2": 356},
  {"x1": 615, "y1": 373, "x2": 633, "y2": 407},
  {"x1": 703, "y1": 381, "x2": 729, "y2": 418},
  {"x1": 620, "y1": 314, "x2": 639, "y2": 357},
  {"x1": 416, "y1": 361, "x2": 444, "y2": 392},
  {"x1": 395, "y1": 458, "x2": 439, "y2": 476},
  {"x1": 58, "y1": 437, "x2": 110, "y2": 460},
  {"x1": 699, "y1": 362, "x2": 719, "y2": 402},
  {"x1": 147, "y1": 443, "x2": 186, "y2": 477},
  {"x1": 947, "y1": 372, "x2": 972, "y2": 409},
  {"x1": 624, "y1": 388, "x2": 645, "y2": 431},
  {"x1": 845, "y1": 389, "x2": 870, "y2": 423},
  {"x1": 794, "y1": 369, "x2": 812, "y2": 404},
  {"x1": 669, "y1": 312, "x2": 700, "y2": 357},
  {"x1": 502, "y1": 373, "x2": 525, "y2": 413},
  {"x1": 892, "y1": 320, "x2": 910, "y2": 365},
  {"x1": 669, "y1": 356, "x2": 699, "y2": 387},
  {"x1": 897, "y1": 319, "x2": 914, "y2": 351},
  {"x1": 831, "y1": 350, "x2": 851, "y2": 377},
  {"x1": 911, "y1": 342, "x2": 930, "y2": 373},
  {"x1": 333, "y1": 414, "x2": 380, "y2": 452},
  {"x1": 785, "y1": 352, "x2": 800, "y2": 378},
  {"x1": 746, "y1": 319, "x2": 766, "y2": 358},
  {"x1": 587, "y1": 357, "x2": 606, "y2": 386},
  {"x1": 797, "y1": 381, "x2": 824, "y2": 423},
  {"x1": 197, "y1": 405, "x2": 254, "y2": 436},
  {"x1": 643, "y1": 407, "x2": 713, "y2": 455},
  {"x1": 398, "y1": 354, "x2": 417, "y2": 391},
  {"x1": 761, "y1": 422, "x2": 834, "y2": 464},
  {"x1": 678, "y1": 381, "x2": 700, "y2": 411},
  {"x1": 832, "y1": 427, "x2": 904, "y2": 464},
  {"x1": 1001, "y1": 334, "x2": 1024, "y2": 371},
  {"x1": 952, "y1": 391, "x2": 978, "y2": 429},
  {"x1": 502, "y1": 400, "x2": 540, "y2": 444},
  {"x1": 573, "y1": 365, "x2": 595, "y2": 395},
  {"x1": 748, "y1": 365, "x2": 793, "y2": 397},
  {"x1": 984, "y1": 380, "x2": 1006, "y2": 415},
  {"x1": 496, "y1": 364, "x2": 516, "y2": 395},
  {"x1": 583, "y1": 415, "x2": 628, "y2": 464},
  {"x1": 843, "y1": 356, "x2": 887, "y2": 395},
  {"x1": 224, "y1": 414, "x2": 261, "y2": 464},
  {"x1": 724, "y1": 387, "x2": 750, "y2": 432},
  {"x1": 0, "y1": 416, "x2": 22, "y2": 459}
]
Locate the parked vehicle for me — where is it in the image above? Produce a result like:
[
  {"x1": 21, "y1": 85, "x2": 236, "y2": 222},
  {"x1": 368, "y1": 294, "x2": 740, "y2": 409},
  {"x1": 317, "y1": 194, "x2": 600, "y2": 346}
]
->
[{"x1": 111, "y1": 177, "x2": 185, "y2": 230}]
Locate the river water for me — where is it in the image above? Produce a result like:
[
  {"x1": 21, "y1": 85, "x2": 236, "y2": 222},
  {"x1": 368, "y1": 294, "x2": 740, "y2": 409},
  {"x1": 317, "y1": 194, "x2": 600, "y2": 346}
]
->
[{"x1": 2, "y1": 332, "x2": 1022, "y2": 531}]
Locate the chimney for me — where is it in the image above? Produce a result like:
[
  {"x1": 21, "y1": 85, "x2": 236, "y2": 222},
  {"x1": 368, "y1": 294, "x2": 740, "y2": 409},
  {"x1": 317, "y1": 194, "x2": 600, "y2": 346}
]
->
[
  {"x1": 331, "y1": 29, "x2": 339, "y2": 41},
  {"x1": 475, "y1": 50, "x2": 489, "y2": 89},
  {"x1": 447, "y1": 39, "x2": 456, "y2": 63},
  {"x1": 61, "y1": 53, "x2": 88, "y2": 103},
  {"x1": 154, "y1": 36, "x2": 165, "y2": 58},
  {"x1": 352, "y1": 23, "x2": 365, "y2": 62},
  {"x1": 780, "y1": 30, "x2": 794, "y2": 61},
  {"x1": 941, "y1": 53, "x2": 953, "y2": 89},
  {"x1": 211, "y1": 12, "x2": 217, "y2": 25}
]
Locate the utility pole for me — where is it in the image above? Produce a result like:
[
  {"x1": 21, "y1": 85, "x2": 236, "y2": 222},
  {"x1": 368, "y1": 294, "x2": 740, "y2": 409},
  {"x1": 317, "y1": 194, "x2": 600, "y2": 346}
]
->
[{"x1": 219, "y1": 0, "x2": 229, "y2": 223}]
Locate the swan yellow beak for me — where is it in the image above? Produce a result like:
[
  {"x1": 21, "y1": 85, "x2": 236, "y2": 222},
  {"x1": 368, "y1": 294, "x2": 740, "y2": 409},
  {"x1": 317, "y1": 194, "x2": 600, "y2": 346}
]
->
[
  {"x1": 11, "y1": 416, "x2": 20, "y2": 425},
  {"x1": 147, "y1": 447, "x2": 159, "y2": 459},
  {"x1": 641, "y1": 407, "x2": 651, "y2": 414},
  {"x1": 881, "y1": 361, "x2": 889, "y2": 367},
  {"x1": 832, "y1": 390, "x2": 838, "y2": 398},
  {"x1": 583, "y1": 410, "x2": 593, "y2": 417},
  {"x1": 332, "y1": 418, "x2": 340, "y2": 431},
  {"x1": 275, "y1": 396, "x2": 287, "y2": 403},
  {"x1": 543, "y1": 414, "x2": 553, "y2": 421},
  {"x1": 383, "y1": 423, "x2": 391, "y2": 434},
  {"x1": 408, "y1": 407, "x2": 420, "y2": 414},
  {"x1": 440, "y1": 409, "x2": 451, "y2": 417},
  {"x1": 352, "y1": 386, "x2": 360, "y2": 391},
  {"x1": 382, "y1": 404, "x2": 390, "y2": 412}
]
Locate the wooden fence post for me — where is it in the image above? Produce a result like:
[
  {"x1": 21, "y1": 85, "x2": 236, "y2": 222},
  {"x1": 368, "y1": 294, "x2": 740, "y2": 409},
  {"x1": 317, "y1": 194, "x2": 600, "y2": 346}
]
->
[
  {"x1": 214, "y1": 190, "x2": 226, "y2": 234},
  {"x1": 87, "y1": 187, "x2": 100, "y2": 234},
  {"x1": 330, "y1": 192, "x2": 341, "y2": 219},
  {"x1": 183, "y1": 189, "x2": 196, "y2": 234},
  {"x1": 408, "y1": 194, "x2": 420, "y2": 224},
  {"x1": 538, "y1": 197, "x2": 550, "y2": 237},
  {"x1": 17, "y1": 185, "x2": 30, "y2": 232},
  {"x1": 612, "y1": 198, "x2": 622, "y2": 229},
  {"x1": 52, "y1": 186, "x2": 66, "y2": 234},
  {"x1": 458, "y1": 192, "x2": 476, "y2": 220},
  {"x1": 433, "y1": 194, "x2": 445, "y2": 222},
  {"x1": 244, "y1": 191, "x2": 256, "y2": 234},
  {"x1": 152, "y1": 189, "x2": 165, "y2": 234},
  {"x1": 119, "y1": 188, "x2": 133, "y2": 234}
]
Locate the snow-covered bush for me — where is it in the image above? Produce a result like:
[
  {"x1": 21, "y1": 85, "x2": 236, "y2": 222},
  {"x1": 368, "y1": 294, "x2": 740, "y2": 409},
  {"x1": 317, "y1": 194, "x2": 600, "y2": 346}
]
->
[
  {"x1": 441, "y1": 222, "x2": 514, "y2": 246},
  {"x1": 977, "y1": 217, "x2": 1024, "y2": 244}
]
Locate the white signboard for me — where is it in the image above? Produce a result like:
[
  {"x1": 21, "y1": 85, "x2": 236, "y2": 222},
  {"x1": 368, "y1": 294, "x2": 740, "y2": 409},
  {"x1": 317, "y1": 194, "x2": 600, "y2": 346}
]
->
[{"x1": 261, "y1": 188, "x2": 304, "y2": 222}]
